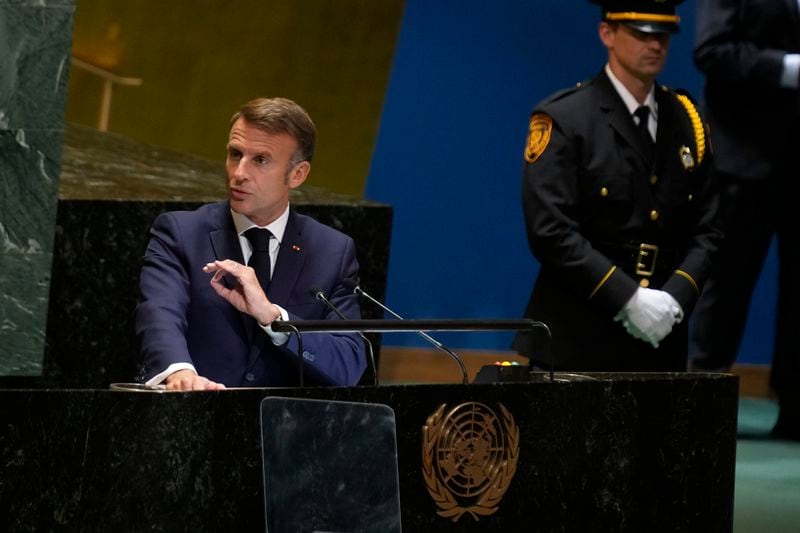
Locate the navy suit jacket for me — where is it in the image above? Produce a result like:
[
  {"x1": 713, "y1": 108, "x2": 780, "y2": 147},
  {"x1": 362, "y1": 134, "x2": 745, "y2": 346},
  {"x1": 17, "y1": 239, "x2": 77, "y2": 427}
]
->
[
  {"x1": 695, "y1": 0, "x2": 800, "y2": 178},
  {"x1": 135, "y1": 201, "x2": 366, "y2": 387}
]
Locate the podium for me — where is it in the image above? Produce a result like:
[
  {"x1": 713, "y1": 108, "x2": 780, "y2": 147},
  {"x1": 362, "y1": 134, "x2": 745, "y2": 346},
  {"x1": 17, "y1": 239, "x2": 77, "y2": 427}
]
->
[{"x1": 0, "y1": 373, "x2": 736, "y2": 532}]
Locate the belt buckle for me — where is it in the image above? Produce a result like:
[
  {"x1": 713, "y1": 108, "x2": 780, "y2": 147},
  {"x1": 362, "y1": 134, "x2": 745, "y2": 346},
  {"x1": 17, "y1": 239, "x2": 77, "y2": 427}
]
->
[{"x1": 635, "y1": 243, "x2": 659, "y2": 277}]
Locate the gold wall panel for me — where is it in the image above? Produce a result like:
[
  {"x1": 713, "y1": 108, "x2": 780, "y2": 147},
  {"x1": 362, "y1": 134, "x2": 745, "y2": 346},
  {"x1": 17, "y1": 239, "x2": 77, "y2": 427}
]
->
[{"x1": 66, "y1": 0, "x2": 404, "y2": 196}]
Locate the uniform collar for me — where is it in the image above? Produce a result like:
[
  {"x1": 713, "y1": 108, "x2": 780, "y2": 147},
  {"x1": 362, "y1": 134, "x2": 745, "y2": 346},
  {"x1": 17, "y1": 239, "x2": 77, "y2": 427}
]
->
[{"x1": 604, "y1": 63, "x2": 658, "y2": 120}]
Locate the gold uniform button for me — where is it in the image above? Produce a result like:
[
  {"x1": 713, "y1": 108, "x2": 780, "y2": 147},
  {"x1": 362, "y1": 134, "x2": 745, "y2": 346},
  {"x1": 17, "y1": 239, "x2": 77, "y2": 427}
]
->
[
  {"x1": 650, "y1": 175, "x2": 658, "y2": 185},
  {"x1": 639, "y1": 278, "x2": 650, "y2": 288},
  {"x1": 650, "y1": 210, "x2": 659, "y2": 221},
  {"x1": 688, "y1": 194, "x2": 693, "y2": 201},
  {"x1": 600, "y1": 187, "x2": 609, "y2": 197}
]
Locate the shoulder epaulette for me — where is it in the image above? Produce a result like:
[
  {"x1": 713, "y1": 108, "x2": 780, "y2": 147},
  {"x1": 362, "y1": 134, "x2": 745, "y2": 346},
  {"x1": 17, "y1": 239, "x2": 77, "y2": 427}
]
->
[
  {"x1": 541, "y1": 80, "x2": 588, "y2": 105},
  {"x1": 672, "y1": 88, "x2": 706, "y2": 165}
]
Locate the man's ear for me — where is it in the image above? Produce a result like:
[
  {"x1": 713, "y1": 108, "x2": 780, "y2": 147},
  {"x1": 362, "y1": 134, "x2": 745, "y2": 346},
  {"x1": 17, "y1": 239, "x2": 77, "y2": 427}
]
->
[
  {"x1": 288, "y1": 161, "x2": 310, "y2": 189},
  {"x1": 598, "y1": 21, "x2": 615, "y2": 48}
]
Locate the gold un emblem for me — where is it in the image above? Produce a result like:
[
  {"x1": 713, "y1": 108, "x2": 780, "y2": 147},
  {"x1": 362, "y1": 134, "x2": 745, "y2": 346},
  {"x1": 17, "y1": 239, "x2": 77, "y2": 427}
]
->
[{"x1": 422, "y1": 402, "x2": 520, "y2": 522}]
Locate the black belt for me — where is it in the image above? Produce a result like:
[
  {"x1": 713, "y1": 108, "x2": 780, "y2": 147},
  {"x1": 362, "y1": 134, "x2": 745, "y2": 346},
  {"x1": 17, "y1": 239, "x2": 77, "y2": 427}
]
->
[{"x1": 595, "y1": 241, "x2": 683, "y2": 278}]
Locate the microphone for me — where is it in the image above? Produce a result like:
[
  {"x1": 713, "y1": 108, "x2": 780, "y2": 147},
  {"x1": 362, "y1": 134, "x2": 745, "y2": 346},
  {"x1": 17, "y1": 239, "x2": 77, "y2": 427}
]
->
[
  {"x1": 309, "y1": 287, "x2": 378, "y2": 386},
  {"x1": 341, "y1": 280, "x2": 469, "y2": 385}
]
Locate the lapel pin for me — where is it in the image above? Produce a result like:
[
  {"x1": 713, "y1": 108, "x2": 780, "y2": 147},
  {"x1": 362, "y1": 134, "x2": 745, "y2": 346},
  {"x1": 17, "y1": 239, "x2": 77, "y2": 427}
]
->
[{"x1": 291, "y1": 244, "x2": 301, "y2": 252}]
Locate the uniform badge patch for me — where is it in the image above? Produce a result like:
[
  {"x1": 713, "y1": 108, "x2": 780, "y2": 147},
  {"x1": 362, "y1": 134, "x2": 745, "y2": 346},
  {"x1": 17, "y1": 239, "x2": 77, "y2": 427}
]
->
[{"x1": 524, "y1": 113, "x2": 553, "y2": 163}]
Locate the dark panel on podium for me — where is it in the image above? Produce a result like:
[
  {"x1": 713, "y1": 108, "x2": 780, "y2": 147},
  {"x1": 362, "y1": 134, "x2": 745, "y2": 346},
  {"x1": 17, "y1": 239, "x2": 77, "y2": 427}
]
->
[{"x1": 0, "y1": 374, "x2": 737, "y2": 532}]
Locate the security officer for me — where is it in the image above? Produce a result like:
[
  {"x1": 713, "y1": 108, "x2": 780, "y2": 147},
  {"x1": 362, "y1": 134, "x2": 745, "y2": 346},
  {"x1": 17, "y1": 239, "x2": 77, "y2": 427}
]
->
[
  {"x1": 513, "y1": 0, "x2": 721, "y2": 372},
  {"x1": 691, "y1": 0, "x2": 800, "y2": 440}
]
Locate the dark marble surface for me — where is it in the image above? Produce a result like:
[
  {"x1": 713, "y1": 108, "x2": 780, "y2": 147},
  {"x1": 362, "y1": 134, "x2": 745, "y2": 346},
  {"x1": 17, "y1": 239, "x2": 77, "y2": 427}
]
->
[
  {"x1": 0, "y1": 1, "x2": 75, "y2": 375},
  {"x1": 0, "y1": 2, "x2": 74, "y2": 130},
  {"x1": 59, "y1": 123, "x2": 376, "y2": 205},
  {"x1": 0, "y1": 374, "x2": 738, "y2": 532},
  {"x1": 37, "y1": 124, "x2": 392, "y2": 387}
]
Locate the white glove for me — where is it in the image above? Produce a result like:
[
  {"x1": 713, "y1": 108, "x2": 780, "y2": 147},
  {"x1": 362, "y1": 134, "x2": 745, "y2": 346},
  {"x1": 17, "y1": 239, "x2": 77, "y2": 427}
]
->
[
  {"x1": 614, "y1": 288, "x2": 683, "y2": 348},
  {"x1": 661, "y1": 291, "x2": 684, "y2": 325}
]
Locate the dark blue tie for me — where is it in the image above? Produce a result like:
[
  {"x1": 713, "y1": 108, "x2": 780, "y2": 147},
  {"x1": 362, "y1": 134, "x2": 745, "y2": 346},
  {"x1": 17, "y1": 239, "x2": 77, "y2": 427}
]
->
[{"x1": 244, "y1": 228, "x2": 272, "y2": 292}]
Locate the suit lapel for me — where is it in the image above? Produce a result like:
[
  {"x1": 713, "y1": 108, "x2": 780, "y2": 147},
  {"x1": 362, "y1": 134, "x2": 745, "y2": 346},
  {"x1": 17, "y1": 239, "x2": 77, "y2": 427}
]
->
[
  {"x1": 209, "y1": 225, "x2": 243, "y2": 265},
  {"x1": 596, "y1": 71, "x2": 654, "y2": 165},
  {"x1": 208, "y1": 204, "x2": 256, "y2": 343},
  {"x1": 268, "y1": 209, "x2": 307, "y2": 305}
]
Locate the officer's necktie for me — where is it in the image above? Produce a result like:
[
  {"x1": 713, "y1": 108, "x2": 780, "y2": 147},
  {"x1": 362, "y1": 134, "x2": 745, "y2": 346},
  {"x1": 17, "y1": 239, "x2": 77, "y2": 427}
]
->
[
  {"x1": 244, "y1": 227, "x2": 272, "y2": 292},
  {"x1": 634, "y1": 105, "x2": 654, "y2": 148}
]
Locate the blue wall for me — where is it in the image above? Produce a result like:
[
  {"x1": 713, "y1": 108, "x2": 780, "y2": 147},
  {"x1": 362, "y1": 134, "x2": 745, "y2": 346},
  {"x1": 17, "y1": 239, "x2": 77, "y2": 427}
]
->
[{"x1": 366, "y1": 0, "x2": 776, "y2": 365}]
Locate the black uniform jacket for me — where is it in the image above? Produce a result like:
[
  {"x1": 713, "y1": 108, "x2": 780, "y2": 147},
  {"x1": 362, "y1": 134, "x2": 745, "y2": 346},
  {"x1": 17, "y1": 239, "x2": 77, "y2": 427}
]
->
[{"x1": 514, "y1": 70, "x2": 722, "y2": 371}]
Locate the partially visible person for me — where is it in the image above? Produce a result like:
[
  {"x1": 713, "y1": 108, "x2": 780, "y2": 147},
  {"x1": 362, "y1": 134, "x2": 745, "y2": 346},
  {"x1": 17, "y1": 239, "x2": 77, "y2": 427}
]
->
[
  {"x1": 691, "y1": 0, "x2": 800, "y2": 440},
  {"x1": 135, "y1": 97, "x2": 366, "y2": 390},
  {"x1": 514, "y1": 0, "x2": 721, "y2": 372}
]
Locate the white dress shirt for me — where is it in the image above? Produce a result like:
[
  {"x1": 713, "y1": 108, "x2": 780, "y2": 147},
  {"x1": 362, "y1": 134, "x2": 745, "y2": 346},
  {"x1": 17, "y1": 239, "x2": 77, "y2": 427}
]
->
[{"x1": 605, "y1": 63, "x2": 658, "y2": 141}]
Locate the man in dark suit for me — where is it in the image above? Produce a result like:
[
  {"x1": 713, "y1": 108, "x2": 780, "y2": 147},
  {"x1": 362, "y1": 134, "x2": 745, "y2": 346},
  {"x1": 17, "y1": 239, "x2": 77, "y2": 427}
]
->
[
  {"x1": 135, "y1": 97, "x2": 366, "y2": 390},
  {"x1": 514, "y1": 0, "x2": 721, "y2": 371},
  {"x1": 691, "y1": 0, "x2": 800, "y2": 440}
]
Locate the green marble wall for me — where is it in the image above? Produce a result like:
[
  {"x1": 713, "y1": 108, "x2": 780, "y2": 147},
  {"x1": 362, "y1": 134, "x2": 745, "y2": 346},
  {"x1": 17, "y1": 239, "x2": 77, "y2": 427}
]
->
[{"x1": 0, "y1": 1, "x2": 74, "y2": 375}]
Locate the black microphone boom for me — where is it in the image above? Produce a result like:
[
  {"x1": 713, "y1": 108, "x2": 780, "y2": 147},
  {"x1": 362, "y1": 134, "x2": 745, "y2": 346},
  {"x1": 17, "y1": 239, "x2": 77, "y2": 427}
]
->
[
  {"x1": 310, "y1": 287, "x2": 378, "y2": 386},
  {"x1": 342, "y1": 280, "x2": 469, "y2": 385}
]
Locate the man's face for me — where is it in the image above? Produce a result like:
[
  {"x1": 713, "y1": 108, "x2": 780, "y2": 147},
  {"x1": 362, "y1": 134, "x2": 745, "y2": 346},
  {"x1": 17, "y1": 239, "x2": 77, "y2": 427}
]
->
[
  {"x1": 225, "y1": 117, "x2": 309, "y2": 226},
  {"x1": 600, "y1": 22, "x2": 671, "y2": 83}
]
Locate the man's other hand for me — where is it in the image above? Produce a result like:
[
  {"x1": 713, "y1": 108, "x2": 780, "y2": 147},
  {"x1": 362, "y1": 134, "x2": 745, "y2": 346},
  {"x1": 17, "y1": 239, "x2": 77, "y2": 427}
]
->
[{"x1": 164, "y1": 369, "x2": 226, "y2": 391}]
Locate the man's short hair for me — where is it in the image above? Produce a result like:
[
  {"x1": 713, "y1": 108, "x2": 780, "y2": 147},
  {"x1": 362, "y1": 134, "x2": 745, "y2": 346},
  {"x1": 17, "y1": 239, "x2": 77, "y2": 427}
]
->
[{"x1": 231, "y1": 97, "x2": 316, "y2": 165}]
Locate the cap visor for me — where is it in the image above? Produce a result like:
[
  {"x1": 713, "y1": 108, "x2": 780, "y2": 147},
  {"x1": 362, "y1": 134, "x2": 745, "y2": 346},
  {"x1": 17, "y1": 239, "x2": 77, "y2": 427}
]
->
[{"x1": 622, "y1": 20, "x2": 679, "y2": 34}]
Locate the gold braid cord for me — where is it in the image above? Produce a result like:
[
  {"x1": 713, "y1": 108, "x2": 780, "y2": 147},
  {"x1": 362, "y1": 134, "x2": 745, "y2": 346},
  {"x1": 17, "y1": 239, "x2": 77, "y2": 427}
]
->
[
  {"x1": 422, "y1": 403, "x2": 520, "y2": 522},
  {"x1": 675, "y1": 93, "x2": 706, "y2": 165}
]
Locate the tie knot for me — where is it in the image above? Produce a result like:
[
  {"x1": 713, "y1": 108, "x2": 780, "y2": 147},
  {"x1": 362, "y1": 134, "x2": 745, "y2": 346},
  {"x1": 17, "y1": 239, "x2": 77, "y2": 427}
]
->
[{"x1": 244, "y1": 227, "x2": 272, "y2": 252}]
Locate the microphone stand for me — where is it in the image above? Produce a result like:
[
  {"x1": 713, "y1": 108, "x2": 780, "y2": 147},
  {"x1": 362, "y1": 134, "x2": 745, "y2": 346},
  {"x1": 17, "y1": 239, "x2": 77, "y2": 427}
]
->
[
  {"x1": 272, "y1": 318, "x2": 553, "y2": 382},
  {"x1": 280, "y1": 322, "x2": 303, "y2": 387},
  {"x1": 312, "y1": 289, "x2": 379, "y2": 386},
  {"x1": 353, "y1": 286, "x2": 468, "y2": 384}
]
